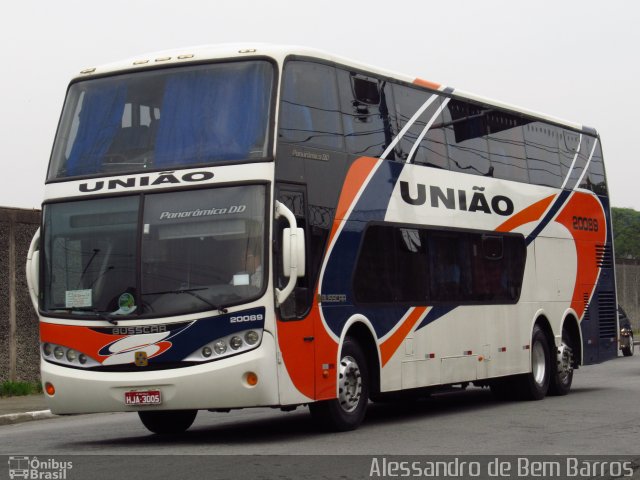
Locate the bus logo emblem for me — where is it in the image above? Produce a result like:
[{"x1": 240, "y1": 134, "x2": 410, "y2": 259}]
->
[{"x1": 134, "y1": 351, "x2": 148, "y2": 367}]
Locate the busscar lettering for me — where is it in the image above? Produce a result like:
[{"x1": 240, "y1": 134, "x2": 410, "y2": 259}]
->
[
  {"x1": 79, "y1": 171, "x2": 214, "y2": 193},
  {"x1": 399, "y1": 181, "x2": 514, "y2": 216},
  {"x1": 112, "y1": 325, "x2": 167, "y2": 335},
  {"x1": 320, "y1": 294, "x2": 347, "y2": 303}
]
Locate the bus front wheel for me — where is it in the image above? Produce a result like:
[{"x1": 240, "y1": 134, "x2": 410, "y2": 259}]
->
[
  {"x1": 138, "y1": 409, "x2": 197, "y2": 434},
  {"x1": 309, "y1": 337, "x2": 369, "y2": 431}
]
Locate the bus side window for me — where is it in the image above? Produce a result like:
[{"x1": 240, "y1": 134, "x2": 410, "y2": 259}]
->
[
  {"x1": 337, "y1": 69, "x2": 399, "y2": 159},
  {"x1": 486, "y1": 111, "x2": 529, "y2": 183},
  {"x1": 559, "y1": 129, "x2": 585, "y2": 189},
  {"x1": 443, "y1": 100, "x2": 491, "y2": 177},
  {"x1": 279, "y1": 61, "x2": 344, "y2": 151},
  {"x1": 524, "y1": 123, "x2": 562, "y2": 188},
  {"x1": 392, "y1": 83, "x2": 449, "y2": 168},
  {"x1": 580, "y1": 142, "x2": 607, "y2": 195},
  {"x1": 353, "y1": 225, "x2": 429, "y2": 304}
]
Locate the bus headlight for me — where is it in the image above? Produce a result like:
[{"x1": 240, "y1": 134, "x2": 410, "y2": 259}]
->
[
  {"x1": 54, "y1": 347, "x2": 65, "y2": 360},
  {"x1": 245, "y1": 331, "x2": 260, "y2": 345},
  {"x1": 185, "y1": 329, "x2": 263, "y2": 362},
  {"x1": 229, "y1": 336, "x2": 243, "y2": 350},
  {"x1": 41, "y1": 342, "x2": 100, "y2": 368},
  {"x1": 213, "y1": 341, "x2": 227, "y2": 355}
]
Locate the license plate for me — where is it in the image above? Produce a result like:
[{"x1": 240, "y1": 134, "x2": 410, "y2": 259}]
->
[{"x1": 125, "y1": 390, "x2": 162, "y2": 406}]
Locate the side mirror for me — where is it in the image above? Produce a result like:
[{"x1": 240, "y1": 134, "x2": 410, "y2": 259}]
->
[
  {"x1": 274, "y1": 202, "x2": 306, "y2": 306},
  {"x1": 282, "y1": 227, "x2": 306, "y2": 278},
  {"x1": 26, "y1": 228, "x2": 40, "y2": 311}
]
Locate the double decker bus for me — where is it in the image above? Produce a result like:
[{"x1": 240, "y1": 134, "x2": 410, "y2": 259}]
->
[{"x1": 26, "y1": 44, "x2": 617, "y2": 433}]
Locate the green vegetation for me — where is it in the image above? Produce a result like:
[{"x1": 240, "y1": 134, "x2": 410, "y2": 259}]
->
[
  {"x1": 0, "y1": 381, "x2": 43, "y2": 397},
  {"x1": 612, "y1": 207, "x2": 640, "y2": 260}
]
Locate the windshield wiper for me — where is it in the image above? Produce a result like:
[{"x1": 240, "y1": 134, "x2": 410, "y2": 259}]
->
[
  {"x1": 143, "y1": 288, "x2": 228, "y2": 314},
  {"x1": 51, "y1": 307, "x2": 120, "y2": 325}
]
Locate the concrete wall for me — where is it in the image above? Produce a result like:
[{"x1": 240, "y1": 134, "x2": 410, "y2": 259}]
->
[
  {"x1": 0, "y1": 207, "x2": 40, "y2": 383},
  {"x1": 616, "y1": 258, "x2": 640, "y2": 331},
  {"x1": 0, "y1": 203, "x2": 639, "y2": 383}
]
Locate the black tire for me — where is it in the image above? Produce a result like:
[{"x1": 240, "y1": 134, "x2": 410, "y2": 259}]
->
[
  {"x1": 549, "y1": 327, "x2": 574, "y2": 396},
  {"x1": 516, "y1": 324, "x2": 551, "y2": 400},
  {"x1": 138, "y1": 410, "x2": 197, "y2": 434},
  {"x1": 309, "y1": 337, "x2": 369, "y2": 432},
  {"x1": 622, "y1": 333, "x2": 634, "y2": 357}
]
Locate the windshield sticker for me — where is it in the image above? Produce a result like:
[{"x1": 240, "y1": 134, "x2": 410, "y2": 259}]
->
[
  {"x1": 112, "y1": 292, "x2": 136, "y2": 315},
  {"x1": 158, "y1": 205, "x2": 247, "y2": 221},
  {"x1": 233, "y1": 273, "x2": 250, "y2": 286},
  {"x1": 65, "y1": 289, "x2": 92, "y2": 308}
]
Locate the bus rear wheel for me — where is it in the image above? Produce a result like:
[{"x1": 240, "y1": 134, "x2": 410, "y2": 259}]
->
[
  {"x1": 138, "y1": 409, "x2": 197, "y2": 434},
  {"x1": 549, "y1": 327, "x2": 574, "y2": 396},
  {"x1": 516, "y1": 324, "x2": 551, "y2": 400},
  {"x1": 309, "y1": 337, "x2": 369, "y2": 431},
  {"x1": 621, "y1": 332, "x2": 634, "y2": 357}
]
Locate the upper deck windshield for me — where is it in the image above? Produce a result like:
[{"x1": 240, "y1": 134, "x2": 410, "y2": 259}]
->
[
  {"x1": 42, "y1": 185, "x2": 267, "y2": 319},
  {"x1": 48, "y1": 60, "x2": 274, "y2": 181}
]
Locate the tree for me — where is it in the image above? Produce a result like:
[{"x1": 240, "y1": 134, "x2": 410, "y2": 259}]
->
[{"x1": 612, "y1": 207, "x2": 640, "y2": 259}]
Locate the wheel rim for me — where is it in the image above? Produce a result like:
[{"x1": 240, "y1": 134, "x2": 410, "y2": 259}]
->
[
  {"x1": 532, "y1": 341, "x2": 546, "y2": 386},
  {"x1": 556, "y1": 343, "x2": 573, "y2": 384},
  {"x1": 338, "y1": 355, "x2": 362, "y2": 413}
]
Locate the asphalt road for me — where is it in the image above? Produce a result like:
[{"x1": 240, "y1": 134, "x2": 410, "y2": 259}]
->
[{"x1": 1, "y1": 353, "x2": 639, "y2": 479}]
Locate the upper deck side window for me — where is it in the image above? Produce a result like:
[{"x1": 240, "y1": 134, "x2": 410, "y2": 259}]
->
[
  {"x1": 276, "y1": 59, "x2": 606, "y2": 195},
  {"x1": 279, "y1": 61, "x2": 344, "y2": 151},
  {"x1": 48, "y1": 60, "x2": 274, "y2": 181},
  {"x1": 278, "y1": 59, "x2": 400, "y2": 158}
]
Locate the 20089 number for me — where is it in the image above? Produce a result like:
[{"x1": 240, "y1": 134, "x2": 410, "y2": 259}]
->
[
  {"x1": 230, "y1": 314, "x2": 264, "y2": 323},
  {"x1": 572, "y1": 216, "x2": 599, "y2": 232}
]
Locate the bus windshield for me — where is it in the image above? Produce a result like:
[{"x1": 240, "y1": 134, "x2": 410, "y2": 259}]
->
[
  {"x1": 48, "y1": 60, "x2": 274, "y2": 180},
  {"x1": 42, "y1": 185, "x2": 266, "y2": 318}
]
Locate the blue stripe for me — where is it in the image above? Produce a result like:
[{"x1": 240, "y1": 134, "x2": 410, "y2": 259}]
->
[{"x1": 525, "y1": 189, "x2": 571, "y2": 246}]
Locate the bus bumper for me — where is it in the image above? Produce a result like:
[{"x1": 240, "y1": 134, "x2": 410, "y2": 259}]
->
[{"x1": 40, "y1": 332, "x2": 280, "y2": 414}]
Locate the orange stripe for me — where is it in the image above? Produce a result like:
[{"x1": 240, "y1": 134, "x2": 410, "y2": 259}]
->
[
  {"x1": 379, "y1": 306, "x2": 427, "y2": 367},
  {"x1": 40, "y1": 322, "x2": 125, "y2": 362},
  {"x1": 277, "y1": 158, "x2": 377, "y2": 401},
  {"x1": 495, "y1": 195, "x2": 555, "y2": 233},
  {"x1": 413, "y1": 78, "x2": 441, "y2": 91},
  {"x1": 554, "y1": 192, "x2": 607, "y2": 318},
  {"x1": 327, "y1": 156, "x2": 379, "y2": 248}
]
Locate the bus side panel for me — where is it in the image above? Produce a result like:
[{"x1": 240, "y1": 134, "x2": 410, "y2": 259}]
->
[{"x1": 555, "y1": 192, "x2": 617, "y2": 364}]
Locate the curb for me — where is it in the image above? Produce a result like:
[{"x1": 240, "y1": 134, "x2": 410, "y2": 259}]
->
[{"x1": 0, "y1": 410, "x2": 55, "y2": 426}]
